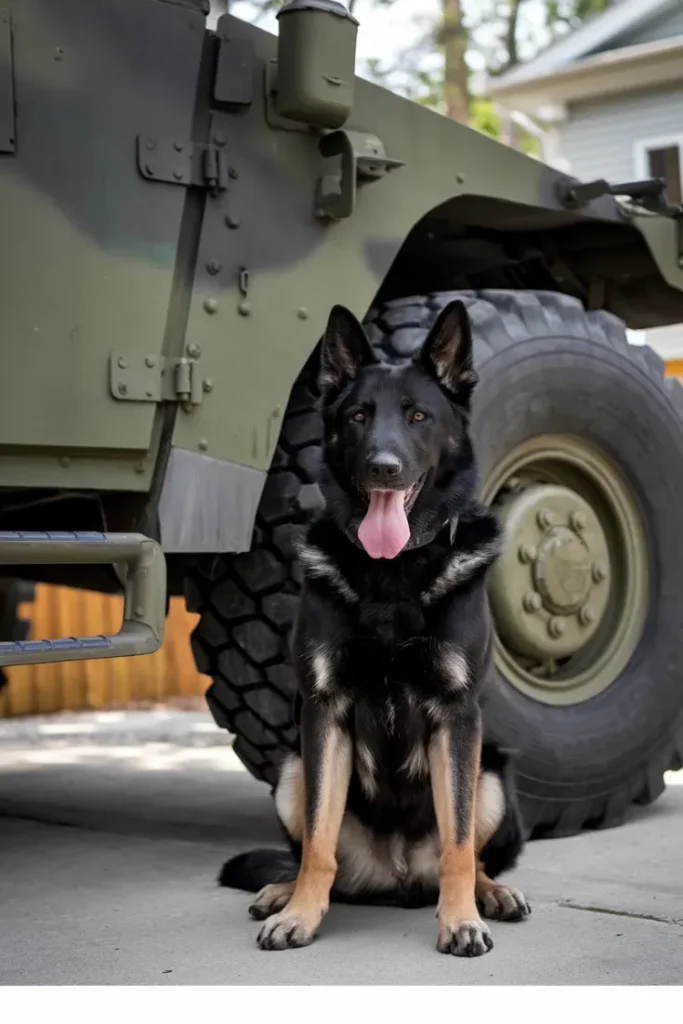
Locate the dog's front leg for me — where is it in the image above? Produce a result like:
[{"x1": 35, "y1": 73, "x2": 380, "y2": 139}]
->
[
  {"x1": 429, "y1": 703, "x2": 493, "y2": 957},
  {"x1": 257, "y1": 699, "x2": 352, "y2": 951}
]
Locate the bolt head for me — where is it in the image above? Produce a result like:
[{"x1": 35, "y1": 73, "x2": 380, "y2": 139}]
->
[
  {"x1": 592, "y1": 561, "x2": 607, "y2": 584},
  {"x1": 213, "y1": 133, "x2": 227, "y2": 147},
  {"x1": 202, "y1": 378, "x2": 213, "y2": 393},
  {"x1": 172, "y1": 167, "x2": 183, "y2": 180},
  {"x1": 134, "y1": 462, "x2": 145, "y2": 474},
  {"x1": 537, "y1": 507, "x2": 554, "y2": 529},
  {"x1": 207, "y1": 260, "x2": 221, "y2": 275},
  {"x1": 173, "y1": 140, "x2": 185, "y2": 152},
  {"x1": 198, "y1": 439, "x2": 209, "y2": 452},
  {"x1": 117, "y1": 383, "x2": 128, "y2": 396},
  {"x1": 145, "y1": 356, "x2": 156, "y2": 369},
  {"x1": 569, "y1": 510, "x2": 587, "y2": 532},
  {"x1": 187, "y1": 341, "x2": 202, "y2": 358},
  {"x1": 523, "y1": 591, "x2": 542, "y2": 613},
  {"x1": 548, "y1": 616, "x2": 566, "y2": 638},
  {"x1": 238, "y1": 299, "x2": 252, "y2": 317},
  {"x1": 578, "y1": 606, "x2": 595, "y2": 627},
  {"x1": 297, "y1": 307, "x2": 309, "y2": 321},
  {"x1": 225, "y1": 214, "x2": 240, "y2": 229},
  {"x1": 518, "y1": 543, "x2": 537, "y2": 565},
  {"x1": 117, "y1": 356, "x2": 128, "y2": 369},
  {"x1": 203, "y1": 298, "x2": 218, "y2": 314},
  {"x1": 228, "y1": 166, "x2": 238, "y2": 180}
]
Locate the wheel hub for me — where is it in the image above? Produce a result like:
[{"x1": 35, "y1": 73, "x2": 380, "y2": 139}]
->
[{"x1": 489, "y1": 483, "x2": 611, "y2": 662}]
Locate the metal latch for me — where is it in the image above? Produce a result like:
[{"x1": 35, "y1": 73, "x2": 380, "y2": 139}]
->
[
  {"x1": 109, "y1": 353, "x2": 204, "y2": 408},
  {"x1": 137, "y1": 135, "x2": 229, "y2": 195},
  {"x1": 315, "y1": 130, "x2": 405, "y2": 221}
]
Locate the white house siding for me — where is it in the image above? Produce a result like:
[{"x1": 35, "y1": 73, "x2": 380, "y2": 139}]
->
[
  {"x1": 559, "y1": 87, "x2": 683, "y2": 358},
  {"x1": 559, "y1": 85, "x2": 683, "y2": 182}
]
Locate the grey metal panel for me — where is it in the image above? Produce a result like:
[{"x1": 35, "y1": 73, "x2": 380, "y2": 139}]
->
[
  {"x1": 158, "y1": 447, "x2": 266, "y2": 554},
  {"x1": 560, "y1": 85, "x2": 683, "y2": 182},
  {"x1": 604, "y1": 4, "x2": 683, "y2": 51}
]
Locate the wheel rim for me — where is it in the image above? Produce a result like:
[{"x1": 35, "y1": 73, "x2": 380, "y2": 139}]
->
[{"x1": 481, "y1": 434, "x2": 649, "y2": 706}]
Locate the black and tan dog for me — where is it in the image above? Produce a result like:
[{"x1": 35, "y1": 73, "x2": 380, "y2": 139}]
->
[{"x1": 220, "y1": 301, "x2": 531, "y2": 956}]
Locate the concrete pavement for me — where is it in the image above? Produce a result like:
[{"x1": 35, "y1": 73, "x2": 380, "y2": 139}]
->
[{"x1": 1, "y1": 711, "x2": 682, "y2": 985}]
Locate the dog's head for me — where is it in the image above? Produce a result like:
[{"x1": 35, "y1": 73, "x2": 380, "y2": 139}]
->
[{"x1": 318, "y1": 300, "x2": 479, "y2": 559}]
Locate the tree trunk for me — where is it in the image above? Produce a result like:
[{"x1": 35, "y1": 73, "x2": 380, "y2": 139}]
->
[{"x1": 440, "y1": 0, "x2": 470, "y2": 124}]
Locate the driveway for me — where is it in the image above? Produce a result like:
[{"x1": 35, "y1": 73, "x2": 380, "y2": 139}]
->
[{"x1": 1, "y1": 711, "x2": 682, "y2": 985}]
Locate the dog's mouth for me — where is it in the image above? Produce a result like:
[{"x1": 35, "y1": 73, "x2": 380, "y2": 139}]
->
[{"x1": 358, "y1": 477, "x2": 425, "y2": 560}]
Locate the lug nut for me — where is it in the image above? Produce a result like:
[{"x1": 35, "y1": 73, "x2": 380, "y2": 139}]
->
[
  {"x1": 537, "y1": 507, "x2": 554, "y2": 529},
  {"x1": 548, "y1": 616, "x2": 565, "y2": 638},
  {"x1": 592, "y1": 561, "x2": 607, "y2": 583},
  {"x1": 569, "y1": 510, "x2": 587, "y2": 532},
  {"x1": 578, "y1": 606, "x2": 595, "y2": 627},
  {"x1": 523, "y1": 591, "x2": 542, "y2": 613},
  {"x1": 518, "y1": 543, "x2": 537, "y2": 565}
]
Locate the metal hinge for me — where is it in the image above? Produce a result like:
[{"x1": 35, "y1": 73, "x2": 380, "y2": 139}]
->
[
  {"x1": 0, "y1": 9, "x2": 16, "y2": 153},
  {"x1": 109, "y1": 353, "x2": 204, "y2": 408},
  {"x1": 136, "y1": 135, "x2": 228, "y2": 195}
]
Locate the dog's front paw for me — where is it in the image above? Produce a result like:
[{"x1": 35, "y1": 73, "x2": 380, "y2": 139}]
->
[
  {"x1": 257, "y1": 908, "x2": 322, "y2": 951},
  {"x1": 480, "y1": 884, "x2": 531, "y2": 922},
  {"x1": 437, "y1": 917, "x2": 493, "y2": 957}
]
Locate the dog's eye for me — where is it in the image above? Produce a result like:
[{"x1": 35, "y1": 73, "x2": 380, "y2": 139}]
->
[
  {"x1": 351, "y1": 410, "x2": 366, "y2": 423},
  {"x1": 411, "y1": 410, "x2": 426, "y2": 423}
]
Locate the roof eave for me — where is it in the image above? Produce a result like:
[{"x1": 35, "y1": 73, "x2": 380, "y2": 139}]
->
[{"x1": 489, "y1": 36, "x2": 683, "y2": 116}]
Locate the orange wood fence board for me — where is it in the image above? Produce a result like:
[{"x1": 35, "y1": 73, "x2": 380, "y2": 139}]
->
[{"x1": 0, "y1": 586, "x2": 208, "y2": 718}]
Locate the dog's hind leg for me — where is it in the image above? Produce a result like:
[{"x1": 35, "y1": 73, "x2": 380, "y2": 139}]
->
[
  {"x1": 257, "y1": 704, "x2": 352, "y2": 951},
  {"x1": 249, "y1": 881, "x2": 297, "y2": 920},
  {"x1": 474, "y1": 762, "x2": 531, "y2": 922}
]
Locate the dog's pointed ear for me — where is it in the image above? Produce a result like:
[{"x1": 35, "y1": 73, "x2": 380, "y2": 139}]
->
[
  {"x1": 319, "y1": 305, "x2": 377, "y2": 397},
  {"x1": 416, "y1": 301, "x2": 478, "y2": 397}
]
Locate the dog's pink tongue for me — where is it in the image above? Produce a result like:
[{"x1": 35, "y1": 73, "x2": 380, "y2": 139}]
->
[{"x1": 358, "y1": 490, "x2": 410, "y2": 559}]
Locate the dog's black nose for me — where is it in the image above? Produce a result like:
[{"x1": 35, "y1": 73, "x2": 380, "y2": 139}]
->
[{"x1": 367, "y1": 452, "x2": 402, "y2": 484}]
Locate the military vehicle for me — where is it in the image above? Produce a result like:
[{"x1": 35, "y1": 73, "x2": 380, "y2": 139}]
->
[{"x1": 2, "y1": 0, "x2": 683, "y2": 839}]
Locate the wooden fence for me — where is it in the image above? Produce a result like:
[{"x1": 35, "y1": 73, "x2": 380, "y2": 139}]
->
[{"x1": 0, "y1": 587, "x2": 207, "y2": 717}]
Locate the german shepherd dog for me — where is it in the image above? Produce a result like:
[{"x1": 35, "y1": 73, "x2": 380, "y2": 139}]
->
[{"x1": 219, "y1": 301, "x2": 531, "y2": 956}]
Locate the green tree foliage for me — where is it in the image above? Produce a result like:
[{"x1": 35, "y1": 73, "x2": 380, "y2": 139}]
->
[{"x1": 221, "y1": 1, "x2": 614, "y2": 139}]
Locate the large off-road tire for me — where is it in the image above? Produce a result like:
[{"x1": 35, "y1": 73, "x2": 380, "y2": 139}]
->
[
  {"x1": 183, "y1": 354, "x2": 321, "y2": 784},
  {"x1": 188, "y1": 290, "x2": 683, "y2": 838}
]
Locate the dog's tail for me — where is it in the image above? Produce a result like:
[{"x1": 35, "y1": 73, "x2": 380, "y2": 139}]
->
[
  {"x1": 218, "y1": 848, "x2": 299, "y2": 893},
  {"x1": 479, "y1": 741, "x2": 526, "y2": 880}
]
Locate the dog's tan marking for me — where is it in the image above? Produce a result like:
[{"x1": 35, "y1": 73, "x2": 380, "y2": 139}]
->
[
  {"x1": 422, "y1": 542, "x2": 500, "y2": 605},
  {"x1": 474, "y1": 770, "x2": 505, "y2": 850},
  {"x1": 258, "y1": 725, "x2": 352, "y2": 950},
  {"x1": 298, "y1": 544, "x2": 359, "y2": 603},
  {"x1": 274, "y1": 753, "x2": 305, "y2": 841},
  {"x1": 402, "y1": 741, "x2": 429, "y2": 779},
  {"x1": 429, "y1": 728, "x2": 492, "y2": 956},
  {"x1": 355, "y1": 740, "x2": 378, "y2": 799},
  {"x1": 438, "y1": 644, "x2": 469, "y2": 691}
]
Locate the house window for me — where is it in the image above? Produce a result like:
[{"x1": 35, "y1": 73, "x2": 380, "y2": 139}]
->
[{"x1": 634, "y1": 137, "x2": 683, "y2": 205}]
